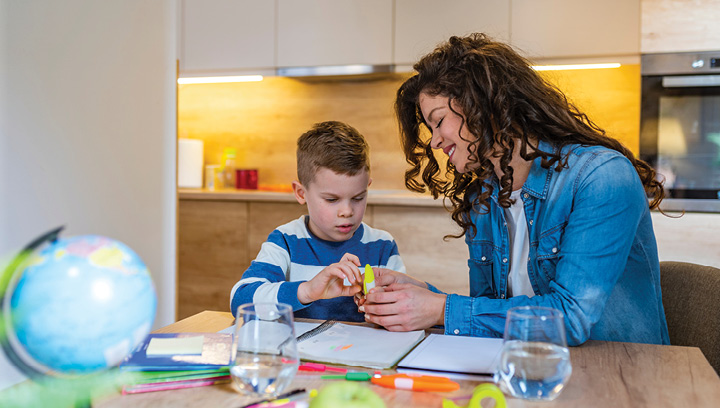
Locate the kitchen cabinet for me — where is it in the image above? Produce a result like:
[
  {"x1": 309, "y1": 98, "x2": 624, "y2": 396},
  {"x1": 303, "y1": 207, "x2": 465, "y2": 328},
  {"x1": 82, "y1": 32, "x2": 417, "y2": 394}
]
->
[
  {"x1": 277, "y1": 0, "x2": 393, "y2": 67},
  {"x1": 178, "y1": 199, "x2": 306, "y2": 319},
  {"x1": 178, "y1": 200, "x2": 250, "y2": 319},
  {"x1": 180, "y1": 0, "x2": 275, "y2": 75},
  {"x1": 179, "y1": 0, "x2": 644, "y2": 76},
  {"x1": 511, "y1": 0, "x2": 640, "y2": 60},
  {"x1": 394, "y1": 0, "x2": 510, "y2": 68},
  {"x1": 177, "y1": 193, "x2": 470, "y2": 319},
  {"x1": 641, "y1": 0, "x2": 720, "y2": 53}
]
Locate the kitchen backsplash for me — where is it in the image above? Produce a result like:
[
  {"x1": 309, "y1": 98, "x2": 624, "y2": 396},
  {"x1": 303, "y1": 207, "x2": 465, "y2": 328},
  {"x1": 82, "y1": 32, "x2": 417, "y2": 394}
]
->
[{"x1": 178, "y1": 65, "x2": 640, "y2": 191}]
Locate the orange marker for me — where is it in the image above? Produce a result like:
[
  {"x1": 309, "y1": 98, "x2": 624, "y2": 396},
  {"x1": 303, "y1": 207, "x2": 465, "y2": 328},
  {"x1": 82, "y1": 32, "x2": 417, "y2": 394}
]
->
[{"x1": 370, "y1": 373, "x2": 460, "y2": 392}]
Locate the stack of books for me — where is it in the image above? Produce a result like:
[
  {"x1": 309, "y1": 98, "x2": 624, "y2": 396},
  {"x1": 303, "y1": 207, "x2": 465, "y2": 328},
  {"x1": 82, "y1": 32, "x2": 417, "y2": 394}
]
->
[{"x1": 119, "y1": 332, "x2": 233, "y2": 394}]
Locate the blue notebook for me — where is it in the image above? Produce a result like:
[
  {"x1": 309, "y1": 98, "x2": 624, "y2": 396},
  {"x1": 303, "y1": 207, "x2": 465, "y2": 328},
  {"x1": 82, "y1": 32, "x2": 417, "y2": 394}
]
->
[{"x1": 119, "y1": 333, "x2": 233, "y2": 371}]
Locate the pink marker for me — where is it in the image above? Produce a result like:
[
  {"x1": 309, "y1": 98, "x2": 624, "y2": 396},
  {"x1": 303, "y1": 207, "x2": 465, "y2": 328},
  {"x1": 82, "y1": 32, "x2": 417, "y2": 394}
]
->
[{"x1": 298, "y1": 362, "x2": 347, "y2": 373}]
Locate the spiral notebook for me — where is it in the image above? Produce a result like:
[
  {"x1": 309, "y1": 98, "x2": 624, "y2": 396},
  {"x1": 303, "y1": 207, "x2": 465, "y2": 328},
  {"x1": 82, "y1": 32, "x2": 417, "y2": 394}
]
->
[
  {"x1": 220, "y1": 320, "x2": 425, "y2": 369},
  {"x1": 294, "y1": 321, "x2": 425, "y2": 369}
]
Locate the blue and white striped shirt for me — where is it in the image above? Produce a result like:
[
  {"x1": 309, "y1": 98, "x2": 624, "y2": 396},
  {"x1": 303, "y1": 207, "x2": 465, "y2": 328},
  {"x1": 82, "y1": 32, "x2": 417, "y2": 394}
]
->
[{"x1": 230, "y1": 215, "x2": 406, "y2": 322}]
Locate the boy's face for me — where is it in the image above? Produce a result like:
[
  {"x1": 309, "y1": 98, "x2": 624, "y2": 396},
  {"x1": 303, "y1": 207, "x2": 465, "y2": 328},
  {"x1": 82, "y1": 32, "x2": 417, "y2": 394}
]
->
[{"x1": 292, "y1": 167, "x2": 371, "y2": 242}]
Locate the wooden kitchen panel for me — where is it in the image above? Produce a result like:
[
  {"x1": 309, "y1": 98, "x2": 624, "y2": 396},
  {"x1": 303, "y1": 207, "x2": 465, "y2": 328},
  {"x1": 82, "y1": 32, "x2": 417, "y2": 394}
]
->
[
  {"x1": 178, "y1": 75, "x2": 413, "y2": 192},
  {"x1": 371, "y1": 205, "x2": 470, "y2": 296},
  {"x1": 178, "y1": 200, "x2": 249, "y2": 319},
  {"x1": 247, "y1": 202, "x2": 308, "y2": 259}
]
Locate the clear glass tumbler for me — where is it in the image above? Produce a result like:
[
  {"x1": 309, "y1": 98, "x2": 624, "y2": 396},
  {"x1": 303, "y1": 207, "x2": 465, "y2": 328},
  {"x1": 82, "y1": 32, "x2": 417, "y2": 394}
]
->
[
  {"x1": 231, "y1": 303, "x2": 299, "y2": 397},
  {"x1": 494, "y1": 306, "x2": 572, "y2": 401}
]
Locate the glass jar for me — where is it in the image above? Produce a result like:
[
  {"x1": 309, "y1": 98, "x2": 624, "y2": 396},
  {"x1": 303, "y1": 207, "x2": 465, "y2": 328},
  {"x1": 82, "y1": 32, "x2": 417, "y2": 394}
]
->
[{"x1": 221, "y1": 148, "x2": 237, "y2": 189}]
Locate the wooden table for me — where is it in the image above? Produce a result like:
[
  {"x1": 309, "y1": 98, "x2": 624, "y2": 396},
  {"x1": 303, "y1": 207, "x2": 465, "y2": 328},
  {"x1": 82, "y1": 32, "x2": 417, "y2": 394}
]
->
[{"x1": 97, "y1": 311, "x2": 720, "y2": 408}]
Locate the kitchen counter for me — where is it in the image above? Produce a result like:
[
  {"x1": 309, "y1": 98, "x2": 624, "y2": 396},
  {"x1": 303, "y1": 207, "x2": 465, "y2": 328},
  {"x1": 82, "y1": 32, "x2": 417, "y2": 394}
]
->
[
  {"x1": 178, "y1": 188, "x2": 449, "y2": 208},
  {"x1": 656, "y1": 198, "x2": 720, "y2": 214},
  {"x1": 179, "y1": 189, "x2": 720, "y2": 213}
]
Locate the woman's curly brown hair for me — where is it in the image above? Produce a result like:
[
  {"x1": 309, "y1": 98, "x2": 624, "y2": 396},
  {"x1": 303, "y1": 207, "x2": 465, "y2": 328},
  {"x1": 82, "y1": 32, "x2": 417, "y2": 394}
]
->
[{"x1": 395, "y1": 33, "x2": 664, "y2": 239}]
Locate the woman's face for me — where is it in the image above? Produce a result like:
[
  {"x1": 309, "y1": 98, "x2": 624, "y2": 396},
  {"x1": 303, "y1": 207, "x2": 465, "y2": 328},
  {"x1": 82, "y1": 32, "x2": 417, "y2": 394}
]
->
[{"x1": 418, "y1": 92, "x2": 477, "y2": 173}]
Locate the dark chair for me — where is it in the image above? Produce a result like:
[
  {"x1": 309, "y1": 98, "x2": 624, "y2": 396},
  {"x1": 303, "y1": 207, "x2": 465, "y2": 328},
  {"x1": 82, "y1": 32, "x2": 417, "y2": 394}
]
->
[{"x1": 660, "y1": 261, "x2": 720, "y2": 374}]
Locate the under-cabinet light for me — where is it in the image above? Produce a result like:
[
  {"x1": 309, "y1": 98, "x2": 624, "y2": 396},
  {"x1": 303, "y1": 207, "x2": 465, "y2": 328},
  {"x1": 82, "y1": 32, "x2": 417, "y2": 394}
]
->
[
  {"x1": 177, "y1": 75, "x2": 264, "y2": 84},
  {"x1": 531, "y1": 63, "x2": 621, "y2": 71}
]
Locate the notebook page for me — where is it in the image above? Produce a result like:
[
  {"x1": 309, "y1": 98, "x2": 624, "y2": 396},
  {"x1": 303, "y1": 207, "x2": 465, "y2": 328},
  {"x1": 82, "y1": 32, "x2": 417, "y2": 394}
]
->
[
  {"x1": 397, "y1": 333, "x2": 503, "y2": 375},
  {"x1": 297, "y1": 323, "x2": 425, "y2": 369}
]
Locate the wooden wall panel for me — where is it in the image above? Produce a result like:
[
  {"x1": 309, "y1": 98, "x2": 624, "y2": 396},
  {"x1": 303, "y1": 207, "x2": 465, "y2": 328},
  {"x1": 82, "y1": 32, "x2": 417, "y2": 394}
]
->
[
  {"x1": 179, "y1": 69, "x2": 642, "y2": 191},
  {"x1": 178, "y1": 200, "x2": 248, "y2": 319}
]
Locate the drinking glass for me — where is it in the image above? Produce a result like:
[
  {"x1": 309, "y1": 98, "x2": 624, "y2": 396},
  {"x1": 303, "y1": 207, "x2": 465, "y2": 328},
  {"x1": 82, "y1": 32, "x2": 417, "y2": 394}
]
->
[
  {"x1": 231, "y1": 303, "x2": 299, "y2": 397},
  {"x1": 494, "y1": 306, "x2": 572, "y2": 401}
]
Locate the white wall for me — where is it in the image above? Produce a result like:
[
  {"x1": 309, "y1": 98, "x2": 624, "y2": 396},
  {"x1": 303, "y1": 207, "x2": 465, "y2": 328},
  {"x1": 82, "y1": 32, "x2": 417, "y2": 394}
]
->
[{"x1": 0, "y1": 0, "x2": 177, "y2": 389}]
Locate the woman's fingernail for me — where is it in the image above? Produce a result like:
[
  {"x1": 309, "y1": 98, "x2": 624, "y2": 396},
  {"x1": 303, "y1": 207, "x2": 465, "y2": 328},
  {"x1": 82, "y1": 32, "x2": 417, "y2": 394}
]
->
[{"x1": 359, "y1": 306, "x2": 365, "y2": 312}]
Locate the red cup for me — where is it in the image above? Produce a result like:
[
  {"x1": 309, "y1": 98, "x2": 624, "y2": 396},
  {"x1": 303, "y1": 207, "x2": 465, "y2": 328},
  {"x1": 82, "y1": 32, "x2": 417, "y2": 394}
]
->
[{"x1": 235, "y1": 169, "x2": 258, "y2": 190}]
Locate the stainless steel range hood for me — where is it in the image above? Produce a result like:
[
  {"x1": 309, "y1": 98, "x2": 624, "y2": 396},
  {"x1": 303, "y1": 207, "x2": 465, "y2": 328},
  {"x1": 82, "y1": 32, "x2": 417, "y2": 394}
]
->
[{"x1": 276, "y1": 64, "x2": 394, "y2": 77}]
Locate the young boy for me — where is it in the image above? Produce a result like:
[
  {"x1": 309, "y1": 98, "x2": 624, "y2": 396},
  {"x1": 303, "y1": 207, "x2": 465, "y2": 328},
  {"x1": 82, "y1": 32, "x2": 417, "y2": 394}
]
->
[{"x1": 230, "y1": 121, "x2": 406, "y2": 322}]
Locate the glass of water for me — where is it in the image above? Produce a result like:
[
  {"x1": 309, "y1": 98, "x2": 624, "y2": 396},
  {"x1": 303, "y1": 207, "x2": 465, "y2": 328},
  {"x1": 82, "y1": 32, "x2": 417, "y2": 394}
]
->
[
  {"x1": 494, "y1": 306, "x2": 572, "y2": 401},
  {"x1": 231, "y1": 303, "x2": 299, "y2": 397}
]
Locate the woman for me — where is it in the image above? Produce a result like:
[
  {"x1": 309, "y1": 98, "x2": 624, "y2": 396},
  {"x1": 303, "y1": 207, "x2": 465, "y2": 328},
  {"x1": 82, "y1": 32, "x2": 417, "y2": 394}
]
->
[{"x1": 360, "y1": 33, "x2": 669, "y2": 346}]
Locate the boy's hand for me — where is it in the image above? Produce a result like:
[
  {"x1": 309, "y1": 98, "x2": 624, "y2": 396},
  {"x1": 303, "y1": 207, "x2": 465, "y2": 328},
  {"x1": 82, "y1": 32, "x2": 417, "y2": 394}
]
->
[{"x1": 297, "y1": 253, "x2": 363, "y2": 304}]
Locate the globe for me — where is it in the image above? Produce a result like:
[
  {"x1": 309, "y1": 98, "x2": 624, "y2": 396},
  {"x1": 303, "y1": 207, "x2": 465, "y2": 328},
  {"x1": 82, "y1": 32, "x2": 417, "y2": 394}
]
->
[{"x1": 1, "y1": 226, "x2": 157, "y2": 379}]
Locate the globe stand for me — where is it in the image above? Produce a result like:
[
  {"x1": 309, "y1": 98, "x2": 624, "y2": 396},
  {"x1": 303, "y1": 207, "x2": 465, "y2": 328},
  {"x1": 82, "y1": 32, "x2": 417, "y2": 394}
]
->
[
  {"x1": 0, "y1": 226, "x2": 123, "y2": 408},
  {"x1": 1, "y1": 226, "x2": 65, "y2": 382}
]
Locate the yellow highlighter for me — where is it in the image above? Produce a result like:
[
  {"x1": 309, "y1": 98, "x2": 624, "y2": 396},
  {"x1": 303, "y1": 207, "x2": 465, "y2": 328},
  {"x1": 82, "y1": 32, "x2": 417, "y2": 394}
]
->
[{"x1": 363, "y1": 264, "x2": 375, "y2": 294}]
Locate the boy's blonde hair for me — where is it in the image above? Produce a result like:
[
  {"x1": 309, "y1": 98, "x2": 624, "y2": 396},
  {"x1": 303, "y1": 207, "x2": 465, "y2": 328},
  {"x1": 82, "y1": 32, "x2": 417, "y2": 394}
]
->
[{"x1": 296, "y1": 121, "x2": 370, "y2": 186}]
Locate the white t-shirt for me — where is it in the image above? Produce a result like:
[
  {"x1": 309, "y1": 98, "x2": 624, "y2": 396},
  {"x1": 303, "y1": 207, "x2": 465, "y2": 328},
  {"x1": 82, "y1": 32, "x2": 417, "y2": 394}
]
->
[{"x1": 503, "y1": 190, "x2": 534, "y2": 298}]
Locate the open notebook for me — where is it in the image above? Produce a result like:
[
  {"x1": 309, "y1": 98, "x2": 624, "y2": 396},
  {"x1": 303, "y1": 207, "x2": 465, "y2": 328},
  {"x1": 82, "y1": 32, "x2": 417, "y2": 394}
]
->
[
  {"x1": 396, "y1": 333, "x2": 504, "y2": 380},
  {"x1": 220, "y1": 321, "x2": 425, "y2": 369},
  {"x1": 294, "y1": 321, "x2": 425, "y2": 369}
]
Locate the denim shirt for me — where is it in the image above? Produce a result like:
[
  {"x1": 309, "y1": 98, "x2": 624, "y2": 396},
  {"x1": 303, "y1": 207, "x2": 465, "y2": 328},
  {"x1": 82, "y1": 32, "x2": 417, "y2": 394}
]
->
[{"x1": 431, "y1": 141, "x2": 670, "y2": 346}]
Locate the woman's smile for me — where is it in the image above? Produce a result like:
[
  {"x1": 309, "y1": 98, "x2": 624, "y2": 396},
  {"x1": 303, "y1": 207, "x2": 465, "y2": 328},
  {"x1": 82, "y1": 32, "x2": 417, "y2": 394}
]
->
[{"x1": 419, "y1": 92, "x2": 473, "y2": 173}]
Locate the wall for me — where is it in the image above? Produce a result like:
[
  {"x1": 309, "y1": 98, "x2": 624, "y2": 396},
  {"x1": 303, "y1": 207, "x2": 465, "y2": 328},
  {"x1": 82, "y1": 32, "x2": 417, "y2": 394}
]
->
[
  {"x1": 0, "y1": 0, "x2": 177, "y2": 389},
  {"x1": 178, "y1": 65, "x2": 641, "y2": 190}
]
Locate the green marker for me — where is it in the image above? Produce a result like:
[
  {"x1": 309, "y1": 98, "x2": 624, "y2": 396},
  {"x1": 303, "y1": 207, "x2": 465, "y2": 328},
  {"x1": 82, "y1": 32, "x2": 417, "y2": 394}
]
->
[
  {"x1": 363, "y1": 264, "x2": 375, "y2": 293},
  {"x1": 321, "y1": 372, "x2": 372, "y2": 381}
]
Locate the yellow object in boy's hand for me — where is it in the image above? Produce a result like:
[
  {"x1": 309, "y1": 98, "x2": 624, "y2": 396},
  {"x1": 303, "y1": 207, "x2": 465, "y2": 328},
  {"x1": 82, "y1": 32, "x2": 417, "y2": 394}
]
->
[{"x1": 363, "y1": 264, "x2": 375, "y2": 294}]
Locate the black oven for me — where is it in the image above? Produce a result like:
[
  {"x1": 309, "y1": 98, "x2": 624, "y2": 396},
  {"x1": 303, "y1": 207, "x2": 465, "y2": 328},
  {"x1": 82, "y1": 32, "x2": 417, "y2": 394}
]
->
[{"x1": 640, "y1": 51, "x2": 720, "y2": 210}]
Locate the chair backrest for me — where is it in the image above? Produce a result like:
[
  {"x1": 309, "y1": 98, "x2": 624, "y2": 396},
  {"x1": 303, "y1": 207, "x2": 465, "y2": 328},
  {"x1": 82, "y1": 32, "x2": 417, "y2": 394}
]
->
[{"x1": 660, "y1": 261, "x2": 720, "y2": 374}]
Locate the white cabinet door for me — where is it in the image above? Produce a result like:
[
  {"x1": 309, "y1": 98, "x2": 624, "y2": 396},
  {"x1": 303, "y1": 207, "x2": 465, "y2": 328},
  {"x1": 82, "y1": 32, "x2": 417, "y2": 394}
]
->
[
  {"x1": 394, "y1": 0, "x2": 510, "y2": 68},
  {"x1": 277, "y1": 0, "x2": 392, "y2": 67},
  {"x1": 641, "y1": 0, "x2": 720, "y2": 53},
  {"x1": 180, "y1": 0, "x2": 275, "y2": 75},
  {"x1": 511, "y1": 0, "x2": 640, "y2": 60}
]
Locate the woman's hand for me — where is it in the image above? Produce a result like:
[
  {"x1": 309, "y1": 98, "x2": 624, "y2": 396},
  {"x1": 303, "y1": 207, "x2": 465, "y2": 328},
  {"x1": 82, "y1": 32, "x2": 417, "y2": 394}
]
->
[
  {"x1": 373, "y1": 268, "x2": 427, "y2": 288},
  {"x1": 354, "y1": 268, "x2": 427, "y2": 310},
  {"x1": 362, "y1": 283, "x2": 447, "y2": 331}
]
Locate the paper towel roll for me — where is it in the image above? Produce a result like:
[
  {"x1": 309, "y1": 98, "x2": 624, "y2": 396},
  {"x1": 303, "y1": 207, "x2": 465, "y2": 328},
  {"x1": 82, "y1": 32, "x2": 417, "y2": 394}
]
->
[{"x1": 178, "y1": 138, "x2": 204, "y2": 188}]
